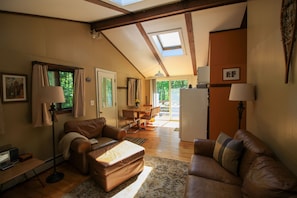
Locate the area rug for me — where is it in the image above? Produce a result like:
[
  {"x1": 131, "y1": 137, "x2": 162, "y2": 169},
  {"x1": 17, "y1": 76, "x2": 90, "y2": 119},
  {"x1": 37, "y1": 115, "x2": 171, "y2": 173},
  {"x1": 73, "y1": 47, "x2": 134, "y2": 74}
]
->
[
  {"x1": 62, "y1": 155, "x2": 189, "y2": 198},
  {"x1": 125, "y1": 137, "x2": 147, "y2": 145}
]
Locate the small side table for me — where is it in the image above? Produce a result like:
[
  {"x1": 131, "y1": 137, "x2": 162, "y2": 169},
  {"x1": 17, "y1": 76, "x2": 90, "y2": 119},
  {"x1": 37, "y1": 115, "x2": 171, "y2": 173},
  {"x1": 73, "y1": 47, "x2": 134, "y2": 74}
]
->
[{"x1": 0, "y1": 158, "x2": 44, "y2": 191}]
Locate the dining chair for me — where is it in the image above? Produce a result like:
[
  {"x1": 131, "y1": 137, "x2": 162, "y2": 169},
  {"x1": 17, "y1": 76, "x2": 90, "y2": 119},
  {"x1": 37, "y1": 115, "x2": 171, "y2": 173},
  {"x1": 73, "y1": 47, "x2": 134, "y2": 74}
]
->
[
  {"x1": 122, "y1": 109, "x2": 140, "y2": 133},
  {"x1": 141, "y1": 106, "x2": 160, "y2": 128}
]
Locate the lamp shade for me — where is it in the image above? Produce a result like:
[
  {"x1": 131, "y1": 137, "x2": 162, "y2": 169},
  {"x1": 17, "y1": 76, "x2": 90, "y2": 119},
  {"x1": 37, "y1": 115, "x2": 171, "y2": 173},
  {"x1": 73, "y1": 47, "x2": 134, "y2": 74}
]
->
[
  {"x1": 229, "y1": 83, "x2": 255, "y2": 101},
  {"x1": 40, "y1": 86, "x2": 65, "y2": 103}
]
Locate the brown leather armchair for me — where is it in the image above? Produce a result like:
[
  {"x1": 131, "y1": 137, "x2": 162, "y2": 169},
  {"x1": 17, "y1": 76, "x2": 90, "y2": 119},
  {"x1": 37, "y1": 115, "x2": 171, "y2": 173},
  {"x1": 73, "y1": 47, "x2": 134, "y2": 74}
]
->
[{"x1": 61, "y1": 117, "x2": 126, "y2": 174}]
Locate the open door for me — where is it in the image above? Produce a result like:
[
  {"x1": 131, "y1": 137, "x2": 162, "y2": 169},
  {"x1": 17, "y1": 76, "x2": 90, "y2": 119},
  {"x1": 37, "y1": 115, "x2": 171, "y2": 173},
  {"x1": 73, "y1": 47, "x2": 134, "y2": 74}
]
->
[{"x1": 96, "y1": 68, "x2": 118, "y2": 127}]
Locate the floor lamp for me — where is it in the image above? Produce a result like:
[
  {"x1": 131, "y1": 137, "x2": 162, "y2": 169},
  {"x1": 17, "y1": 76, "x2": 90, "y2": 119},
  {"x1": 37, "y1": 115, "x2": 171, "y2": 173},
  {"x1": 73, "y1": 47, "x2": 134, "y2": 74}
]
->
[
  {"x1": 229, "y1": 83, "x2": 255, "y2": 129},
  {"x1": 40, "y1": 86, "x2": 65, "y2": 183}
]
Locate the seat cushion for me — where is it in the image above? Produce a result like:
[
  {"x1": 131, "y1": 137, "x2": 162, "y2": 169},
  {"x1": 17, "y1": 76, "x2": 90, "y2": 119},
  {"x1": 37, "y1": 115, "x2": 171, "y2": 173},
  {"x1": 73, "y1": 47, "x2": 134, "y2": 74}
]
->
[
  {"x1": 184, "y1": 175, "x2": 242, "y2": 198},
  {"x1": 189, "y1": 155, "x2": 242, "y2": 186},
  {"x1": 91, "y1": 137, "x2": 117, "y2": 150},
  {"x1": 213, "y1": 132, "x2": 243, "y2": 175}
]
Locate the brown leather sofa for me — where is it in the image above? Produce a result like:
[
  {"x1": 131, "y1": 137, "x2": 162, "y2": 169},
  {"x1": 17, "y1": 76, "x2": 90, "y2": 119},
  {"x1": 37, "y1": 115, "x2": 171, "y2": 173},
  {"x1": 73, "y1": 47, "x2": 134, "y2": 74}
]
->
[
  {"x1": 184, "y1": 129, "x2": 297, "y2": 198},
  {"x1": 61, "y1": 117, "x2": 126, "y2": 174}
]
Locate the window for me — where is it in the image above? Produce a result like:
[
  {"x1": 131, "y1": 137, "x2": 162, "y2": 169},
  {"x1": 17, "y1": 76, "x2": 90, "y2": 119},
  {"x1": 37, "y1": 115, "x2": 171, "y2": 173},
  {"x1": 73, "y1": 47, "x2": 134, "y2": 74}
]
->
[
  {"x1": 110, "y1": 0, "x2": 142, "y2": 6},
  {"x1": 47, "y1": 67, "x2": 74, "y2": 112},
  {"x1": 150, "y1": 29, "x2": 185, "y2": 57}
]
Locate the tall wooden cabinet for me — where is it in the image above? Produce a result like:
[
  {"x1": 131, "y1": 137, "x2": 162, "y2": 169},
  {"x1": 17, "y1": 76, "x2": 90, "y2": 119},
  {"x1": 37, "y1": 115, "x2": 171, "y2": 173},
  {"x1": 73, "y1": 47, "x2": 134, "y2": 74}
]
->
[{"x1": 209, "y1": 29, "x2": 247, "y2": 140}]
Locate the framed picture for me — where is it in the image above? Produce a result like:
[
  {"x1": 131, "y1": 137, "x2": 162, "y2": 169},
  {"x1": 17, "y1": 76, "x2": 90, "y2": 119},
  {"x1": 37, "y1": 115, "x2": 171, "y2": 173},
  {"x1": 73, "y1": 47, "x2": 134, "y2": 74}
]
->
[
  {"x1": 1, "y1": 73, "x2": 27, "y2": 102},
  {"x1": 222, "y1": 68, "x2": 240, "y2": 81}
]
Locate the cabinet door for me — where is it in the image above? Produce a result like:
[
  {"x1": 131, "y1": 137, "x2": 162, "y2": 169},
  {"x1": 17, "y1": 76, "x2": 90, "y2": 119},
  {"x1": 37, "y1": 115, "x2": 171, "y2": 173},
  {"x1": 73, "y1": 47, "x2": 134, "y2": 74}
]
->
[{"x1": 209, "y1": 86, "x2": 246, "y2": 140}]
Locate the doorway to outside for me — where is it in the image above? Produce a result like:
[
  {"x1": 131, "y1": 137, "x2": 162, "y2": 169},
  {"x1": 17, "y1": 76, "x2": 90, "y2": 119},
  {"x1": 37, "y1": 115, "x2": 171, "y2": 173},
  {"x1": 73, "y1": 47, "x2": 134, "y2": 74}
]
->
[
  {"x1": 96, "y1": 68, "x2": 118, "y2": 127},
  {"x1": 156, "y1": 79, "x2": 188, "y2": 121}
]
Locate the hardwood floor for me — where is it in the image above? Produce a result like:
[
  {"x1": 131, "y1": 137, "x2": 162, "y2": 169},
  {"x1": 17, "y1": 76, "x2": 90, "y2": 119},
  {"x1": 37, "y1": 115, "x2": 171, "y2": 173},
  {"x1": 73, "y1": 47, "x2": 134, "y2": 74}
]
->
[{"x1": 1, "y1": 123, "x2": 194, "y2": 198}]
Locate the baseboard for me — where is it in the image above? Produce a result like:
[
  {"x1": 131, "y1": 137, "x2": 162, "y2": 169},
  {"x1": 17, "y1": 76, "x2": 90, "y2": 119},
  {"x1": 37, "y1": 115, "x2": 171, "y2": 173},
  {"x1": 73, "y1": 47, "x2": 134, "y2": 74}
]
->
[{"x1": 1, "y1": 154, "x2": 64, "y2": 192}]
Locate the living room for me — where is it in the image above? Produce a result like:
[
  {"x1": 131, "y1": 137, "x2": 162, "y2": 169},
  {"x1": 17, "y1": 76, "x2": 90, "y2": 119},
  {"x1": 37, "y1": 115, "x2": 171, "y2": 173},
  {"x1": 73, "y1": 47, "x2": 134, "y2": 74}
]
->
[{"x1": 1, "y1": 0, "x2": 297, "y2": 197}]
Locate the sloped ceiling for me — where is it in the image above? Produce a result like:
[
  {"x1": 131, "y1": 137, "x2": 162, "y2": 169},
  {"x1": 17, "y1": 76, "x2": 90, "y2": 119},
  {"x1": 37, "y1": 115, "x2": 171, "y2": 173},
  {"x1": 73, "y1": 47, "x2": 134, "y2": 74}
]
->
[{"x1": 0, "y1": 0, "x2": 247, "y2": 78}]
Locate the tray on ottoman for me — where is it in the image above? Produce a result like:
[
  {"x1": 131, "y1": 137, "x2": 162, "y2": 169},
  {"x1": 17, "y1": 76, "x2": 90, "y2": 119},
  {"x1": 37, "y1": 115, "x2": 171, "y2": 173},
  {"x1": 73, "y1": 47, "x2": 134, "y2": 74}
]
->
[{"x1": 88, "y1": 140, "x2": 145, "y2": 192}]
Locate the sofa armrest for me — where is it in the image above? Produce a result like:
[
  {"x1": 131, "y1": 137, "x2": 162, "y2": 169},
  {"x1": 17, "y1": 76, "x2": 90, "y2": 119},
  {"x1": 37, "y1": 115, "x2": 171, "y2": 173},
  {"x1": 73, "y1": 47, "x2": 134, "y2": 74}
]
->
[
  {"x1": 102, "y1": 125, "x2": 127, "y2": 141},
  {"x1": 70, "y1": 138, "x2": 92, "y2": 154},
  {"x1": 194, "y1": 139, "x2": 215, "y2": 157}
]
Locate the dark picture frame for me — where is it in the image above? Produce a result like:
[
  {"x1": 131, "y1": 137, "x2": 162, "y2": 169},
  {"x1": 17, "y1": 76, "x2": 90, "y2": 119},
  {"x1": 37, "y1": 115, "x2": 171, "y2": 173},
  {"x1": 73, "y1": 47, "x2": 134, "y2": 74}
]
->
[
  {"x1": 222, "y1": 68, "x2": 240, "y2": 81},
  {"x1": 1, "y1": 73, "x2": 28, "y2": 102},
  {"x1": 280, "y1": 0, "x2": 297, "y2": 83}
]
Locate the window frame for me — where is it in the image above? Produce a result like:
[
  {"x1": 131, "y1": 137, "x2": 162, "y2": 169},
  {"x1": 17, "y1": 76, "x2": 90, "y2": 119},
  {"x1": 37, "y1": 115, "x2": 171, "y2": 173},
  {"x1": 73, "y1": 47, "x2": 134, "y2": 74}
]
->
[
  {"x1": 47, "y1": 65, "x2": 75, "y2": 114},
  {"x1": 149, "y1": 29, "x2": 186, "y2": 57}
]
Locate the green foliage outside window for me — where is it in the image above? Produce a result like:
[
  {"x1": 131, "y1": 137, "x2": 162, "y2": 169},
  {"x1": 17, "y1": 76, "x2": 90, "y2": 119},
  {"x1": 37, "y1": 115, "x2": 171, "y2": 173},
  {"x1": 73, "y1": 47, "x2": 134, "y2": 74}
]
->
[
  {"x1": 156, "y1": 80, "x2": 188, "y2": 101},
  {"x1": 48, "y1": 70, "x2": 74, "y2": 110}
]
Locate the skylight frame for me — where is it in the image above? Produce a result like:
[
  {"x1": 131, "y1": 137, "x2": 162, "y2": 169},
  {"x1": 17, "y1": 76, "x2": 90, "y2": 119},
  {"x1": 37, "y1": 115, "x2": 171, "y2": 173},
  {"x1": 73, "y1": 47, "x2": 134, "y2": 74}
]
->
[
  {"x1": 110, "y1": 0, "x2": 143, "y2": 6},
  {"x1": 149, "y1": 29, "x2": 186, "y2": 57}
]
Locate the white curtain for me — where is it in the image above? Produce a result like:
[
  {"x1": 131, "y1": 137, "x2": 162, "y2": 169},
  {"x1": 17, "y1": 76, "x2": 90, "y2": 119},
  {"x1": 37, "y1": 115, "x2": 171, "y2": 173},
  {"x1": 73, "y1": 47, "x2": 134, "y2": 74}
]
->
[
  {"x1": 73, "y1": 69, "x2": 85, "y2": 118},
  {"x1": 0, "y1": 97, "x2": 5, "y2": 134},
  {"x1": 32, "y1": 64, "x2": 52, "y2": 127},
  {"x1": 127, "y1": 78, "x2": 141, "y2": 106},
  {"x1": 151, "y1": 79, "x2": 158, "y2": 107}
]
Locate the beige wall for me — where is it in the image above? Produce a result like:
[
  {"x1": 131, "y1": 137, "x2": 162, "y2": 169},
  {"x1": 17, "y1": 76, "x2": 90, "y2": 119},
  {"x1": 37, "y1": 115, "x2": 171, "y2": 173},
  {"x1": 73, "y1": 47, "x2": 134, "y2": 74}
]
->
[
  {"x1": 0, "y1": 13, "x2": 144, "y2": 160},
  {"x1": 247, "y1": 0, "x2": 297, "y2": 175}
]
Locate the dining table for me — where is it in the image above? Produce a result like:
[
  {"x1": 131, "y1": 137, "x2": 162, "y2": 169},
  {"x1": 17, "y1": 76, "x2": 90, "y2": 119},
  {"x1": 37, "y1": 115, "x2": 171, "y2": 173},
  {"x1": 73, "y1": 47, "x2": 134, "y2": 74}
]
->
[{"x1": 123, "y1": 106, "x2": 152, "y2": 128}]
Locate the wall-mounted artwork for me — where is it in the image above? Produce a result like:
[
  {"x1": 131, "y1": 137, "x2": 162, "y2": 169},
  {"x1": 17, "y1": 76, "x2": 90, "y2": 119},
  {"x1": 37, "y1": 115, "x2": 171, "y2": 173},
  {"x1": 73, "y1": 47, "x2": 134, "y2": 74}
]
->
[
  {"x1": 281, "y1": 0, "x2": 297, "y2": 83},
  {"x1": 1, "y1": 73, "x2": 27, "y2": 102},
  {"x1": 222, "y1": 68, "x2": 240, "y2": 81}
]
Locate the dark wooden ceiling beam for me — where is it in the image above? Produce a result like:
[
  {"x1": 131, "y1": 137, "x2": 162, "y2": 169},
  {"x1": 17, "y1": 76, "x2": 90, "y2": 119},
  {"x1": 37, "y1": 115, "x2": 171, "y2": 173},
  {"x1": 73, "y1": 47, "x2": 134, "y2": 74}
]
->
[
  {"x1": 136, "y1": 23, "x2": 169, "y2": 77},
  {"x1": 91, "y1": 0, "x2": 246, "y2": 31},
  {"x1": 185, "y1": 12, "x2": 197, "y2": 76}
]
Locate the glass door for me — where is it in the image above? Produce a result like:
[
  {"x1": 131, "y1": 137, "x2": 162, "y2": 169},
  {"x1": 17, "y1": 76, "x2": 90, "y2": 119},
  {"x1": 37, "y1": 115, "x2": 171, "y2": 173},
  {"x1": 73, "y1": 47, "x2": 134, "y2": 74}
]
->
[{"x1": 156, "y1": 80, "x2": 188, "y2": 120}]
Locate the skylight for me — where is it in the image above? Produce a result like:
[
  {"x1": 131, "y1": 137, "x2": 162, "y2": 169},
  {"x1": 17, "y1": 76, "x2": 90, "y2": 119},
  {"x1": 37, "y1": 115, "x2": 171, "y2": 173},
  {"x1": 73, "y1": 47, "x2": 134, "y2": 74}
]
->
[
  {"x1": 110, "y1": 0, "x2": 143, "y2": 6},
  {"x1": 150, "y1": 29, "x2": 185, "y2": 57}
]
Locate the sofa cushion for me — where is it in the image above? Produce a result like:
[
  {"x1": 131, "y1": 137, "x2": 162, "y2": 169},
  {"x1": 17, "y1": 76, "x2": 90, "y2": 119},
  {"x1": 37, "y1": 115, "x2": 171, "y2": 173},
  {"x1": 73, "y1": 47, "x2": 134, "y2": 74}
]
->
[
  {"x1": 213, "y1": 132, "x2": 243, "y2": 175},
  {"x1": 234, "y1": 130, "x2": 274, "y2": 179},
  {"x1": 189, "y1": 154, "x2": 242, "y2": 186},
  {"x1": 242, "y1": 156, "x2": 297, "y2": 198},
  {"x1": 64, "y1": 118, "x2": 106, "y2": 139},
  {"x1": 184, "y1": 175, "x2": 242, "y2": 198}
]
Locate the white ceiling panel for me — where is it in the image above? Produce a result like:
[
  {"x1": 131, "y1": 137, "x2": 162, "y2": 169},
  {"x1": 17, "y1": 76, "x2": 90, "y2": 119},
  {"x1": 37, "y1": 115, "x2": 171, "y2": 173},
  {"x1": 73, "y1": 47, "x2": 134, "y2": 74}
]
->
[
  {"x1": 103, "y1": 24, "x2": 162, "y2": 77},
  {"x1": 0, "y1": 0, "x2": 122, "y2": 22}
]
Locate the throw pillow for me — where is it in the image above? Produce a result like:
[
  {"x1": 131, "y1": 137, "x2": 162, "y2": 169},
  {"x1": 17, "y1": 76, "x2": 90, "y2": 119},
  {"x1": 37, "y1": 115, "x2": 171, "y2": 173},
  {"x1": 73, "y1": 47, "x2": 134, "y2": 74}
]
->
[{"x1": 213, "y1": 132, "x2": 243, "y2": 175}]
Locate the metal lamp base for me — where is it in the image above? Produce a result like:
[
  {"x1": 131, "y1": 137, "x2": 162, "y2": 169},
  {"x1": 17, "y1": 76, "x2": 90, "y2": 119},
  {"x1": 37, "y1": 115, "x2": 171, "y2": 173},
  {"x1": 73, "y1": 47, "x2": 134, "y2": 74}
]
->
[{"x1": 46, "y1": 171, "x2": 64, "y2": 183}]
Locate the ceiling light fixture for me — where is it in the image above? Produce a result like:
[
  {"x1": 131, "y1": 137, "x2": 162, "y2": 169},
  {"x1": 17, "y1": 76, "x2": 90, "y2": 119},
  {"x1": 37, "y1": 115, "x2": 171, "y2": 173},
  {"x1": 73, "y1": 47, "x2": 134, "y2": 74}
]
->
[
  {"x1": 91, "y1": 29, "x2": 101, "y2": 39},
  {"x1": 155, "y1": 71, "x2": 164, "y2": 77}
]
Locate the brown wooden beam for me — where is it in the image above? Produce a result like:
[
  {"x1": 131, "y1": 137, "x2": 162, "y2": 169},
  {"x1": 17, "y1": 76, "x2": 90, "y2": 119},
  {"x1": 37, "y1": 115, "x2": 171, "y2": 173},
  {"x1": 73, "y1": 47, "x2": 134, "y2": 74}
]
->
[
  {"x1": 185, "y1": 12, "x2": 197, "y2": 76},
  {"x1": 91, "y1": 0, "x2": 246, "y2": 31},
  {"x1": 136, "y1": 23, "x2": 169, "y2": 77}
]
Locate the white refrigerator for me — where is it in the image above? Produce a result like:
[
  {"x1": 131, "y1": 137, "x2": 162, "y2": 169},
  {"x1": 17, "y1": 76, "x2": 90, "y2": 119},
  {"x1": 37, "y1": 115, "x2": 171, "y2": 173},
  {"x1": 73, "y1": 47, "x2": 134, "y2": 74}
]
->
[{"x1": 179, "y1": 88, "x2": 208, "y2": 142}]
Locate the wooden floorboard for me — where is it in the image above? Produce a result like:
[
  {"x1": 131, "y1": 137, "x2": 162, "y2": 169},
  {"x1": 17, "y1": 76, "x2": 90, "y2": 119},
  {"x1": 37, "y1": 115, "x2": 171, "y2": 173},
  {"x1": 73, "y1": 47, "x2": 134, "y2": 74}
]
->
[{"x1": 1, "y1": 123, "x2": 194, "y2": 198}]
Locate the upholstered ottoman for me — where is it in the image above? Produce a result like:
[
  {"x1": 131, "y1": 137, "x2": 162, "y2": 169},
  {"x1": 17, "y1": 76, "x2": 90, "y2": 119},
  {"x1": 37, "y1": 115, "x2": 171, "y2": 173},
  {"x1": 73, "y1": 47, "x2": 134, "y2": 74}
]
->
[{"x1": 88, "y1": 140, "x2": 145, "y2": 192}]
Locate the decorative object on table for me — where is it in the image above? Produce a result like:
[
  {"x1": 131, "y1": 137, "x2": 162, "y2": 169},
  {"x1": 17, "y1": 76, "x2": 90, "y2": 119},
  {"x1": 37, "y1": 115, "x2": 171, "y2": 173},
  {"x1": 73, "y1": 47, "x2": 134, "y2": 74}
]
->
[
  {"x1": 62, "y1": 155, "x2": 188, "y2": 198},
  {"x1": 280, "y1": 0, "x2": 297, "y2": 83},
  {"x1": 135, "y1": 98, "x2": 140, "y2": 108},
  {"x1": 222, "y1": 68, "x2": 240, "y2": 81},
  {"x1": 40, "y1": 86, "x2": 65, "y2": 183},
  {"x1": 1, "y1": 73, "x2": 27, "y2": 102},
  {"x1": 229, "y1": 83, "x2": 255, "y2": 129}
]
